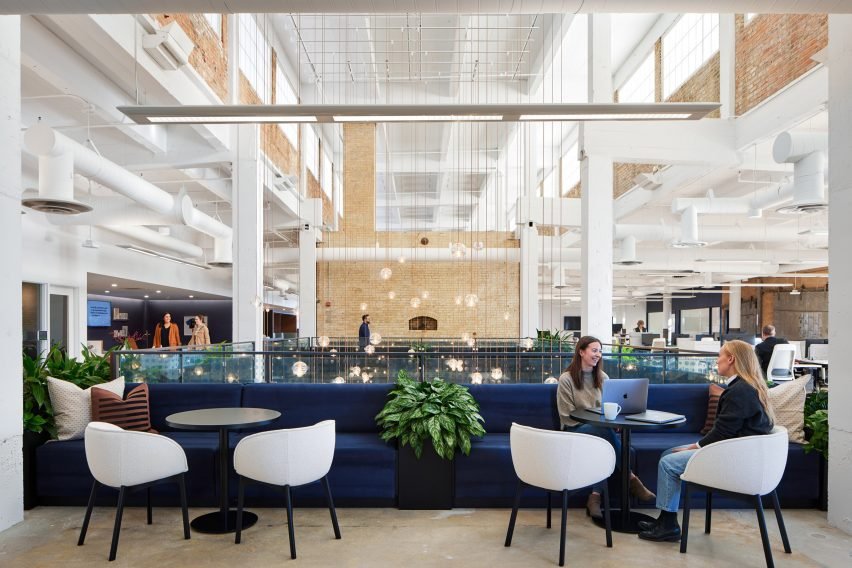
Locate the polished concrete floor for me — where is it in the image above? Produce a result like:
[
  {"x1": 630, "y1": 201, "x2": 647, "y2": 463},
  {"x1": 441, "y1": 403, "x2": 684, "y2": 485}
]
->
[{"x1": 1, "y1": 506, "x2": 850, "y2": 567}]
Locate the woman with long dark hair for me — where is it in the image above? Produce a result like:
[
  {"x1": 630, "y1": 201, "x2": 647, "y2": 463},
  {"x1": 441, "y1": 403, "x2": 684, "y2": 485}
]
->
[
  {"x1": 556, "y1": 336, "x2": 655, "y2": 518},
  {"x1": 638, "y1": 340, "x2": 776, "y2": 542}
]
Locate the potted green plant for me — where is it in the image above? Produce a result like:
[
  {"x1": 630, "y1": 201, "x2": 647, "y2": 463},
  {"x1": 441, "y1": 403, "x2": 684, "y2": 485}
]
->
[
  {"x1": 375, "y1": 370, "x2": 486, "y2": 509},
  {"x1": 22, "y1": 344, "x2": 115, "y2": 509},
  {"x1": 803, "y1": 389, "x2": 828, "y2": 510}
]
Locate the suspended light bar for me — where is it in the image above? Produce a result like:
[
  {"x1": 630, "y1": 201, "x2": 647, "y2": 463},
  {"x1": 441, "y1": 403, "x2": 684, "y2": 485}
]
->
[
  {"x1": 117, "y1": 244, "x2": 211, "y2": 270},
  {"x1": 119, "y1": 103, "x2": 719, "y2": 125}
]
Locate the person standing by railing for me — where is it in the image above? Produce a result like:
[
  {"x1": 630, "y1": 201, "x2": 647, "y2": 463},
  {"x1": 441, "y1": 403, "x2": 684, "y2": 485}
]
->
[
  {"x1": 152, "y1": 313, "x2": 181, "y2": 348},
  {"x1": 188, "y1": 314, "x2": 211, "y2": 348},
  {"x1": 359, "y1": 314, "x2": 371, "y2": 349}
]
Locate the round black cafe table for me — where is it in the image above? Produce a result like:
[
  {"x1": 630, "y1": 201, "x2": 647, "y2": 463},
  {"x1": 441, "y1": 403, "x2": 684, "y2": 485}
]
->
[
  {"x1": 166, "y1": 407, "x2": 281, "y2": 534},
  {"x1": 569, "y1": 408, "x2": 686, "y2": 533}
]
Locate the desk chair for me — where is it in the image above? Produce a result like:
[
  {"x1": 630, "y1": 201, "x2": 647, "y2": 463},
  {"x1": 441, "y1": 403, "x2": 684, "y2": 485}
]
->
[
  {"x1": 679, "y1": 426, "x2": 791, "y2": 568},
  {"x1": 233, "y1": 420, "x2": 341, "y2": 559},
  {"x1": 767, "y1": 344, "x2": 796, "y2": 381},
  {"x1": 79, "y1": 422, "x2": 190, "y2": 561},
  {"x1": 505, "y1": 423, "x2": 615, "y2": 566}
]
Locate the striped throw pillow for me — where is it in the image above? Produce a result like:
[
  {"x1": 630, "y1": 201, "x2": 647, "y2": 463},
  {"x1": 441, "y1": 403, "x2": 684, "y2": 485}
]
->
[
  {"x1": 91, "y1": 383, "x2": 157, "y2": 433},
  {"x1": 700, "y1": 383, "x2": 726, "y2": 435}
]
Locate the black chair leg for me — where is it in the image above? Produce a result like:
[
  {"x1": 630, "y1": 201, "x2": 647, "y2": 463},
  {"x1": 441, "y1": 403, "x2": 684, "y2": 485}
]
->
[
  {"x1": 235, "y1": 476, "x2": 245, "y2": 544},
  {"x1": 108, "y1": 486, "x2": 127, "y2": 562},
  {"x1": 546, "y1": 491, "x2": 552, "y2": 529},
  {"x1": 558, "y1": 489, "x2": 568, "y2": 567},
  {"x1": 78, "y1": 480, "x2": 98, "y2": 546},
  {"x1": 146, "y1": 487, "x2": 153, "y2": 525},
  {"x1": 178, "y1": 474, "x2": 190, "y2": 540},
  {"x1": 284, "y1": 485, "x2": 297, "y2": 559},
  {"x1": 680, "y1": 482, "x2": 691, "y2": 554},
  {"x1": 321, "y1": 475, "x2": 341, "y2": 539},
  {"x1": 754, "y1": 495, "x2": 775, "y2": 568},
  {"x1": 504, "y1": 479, "x2": 523, "y2": 547},
  {"x1": 602, "y1": 483, "x2": 612, "y2": 548},
  {"x1": 770, "y1": 490, "x2": 792, "y2": 554},
  {"x1": 705, "y1": 490, "x2": 712, "y2": 534}
]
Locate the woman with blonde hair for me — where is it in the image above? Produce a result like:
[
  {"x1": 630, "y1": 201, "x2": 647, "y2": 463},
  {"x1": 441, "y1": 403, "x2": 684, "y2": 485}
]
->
[{"x1": 638, "y1": 340, "x2": 775, "y2": 542}]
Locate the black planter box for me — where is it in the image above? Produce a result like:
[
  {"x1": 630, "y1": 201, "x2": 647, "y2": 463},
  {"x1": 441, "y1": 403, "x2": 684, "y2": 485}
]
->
[{"x1": 397, "y1": 439, "x2": 454, "y2": 509}]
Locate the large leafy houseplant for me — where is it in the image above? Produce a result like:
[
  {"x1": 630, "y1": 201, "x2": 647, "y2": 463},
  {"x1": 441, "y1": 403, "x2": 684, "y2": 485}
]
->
[
  {"x1": 804, "y1": 389, "x2": 829, "y2": 459},
  {"x1": 23, "y1": 344, "x2": 115, "y2": 437},
  {"x1": 375, "y1": 370, "x2": 486, "y2": 460}
]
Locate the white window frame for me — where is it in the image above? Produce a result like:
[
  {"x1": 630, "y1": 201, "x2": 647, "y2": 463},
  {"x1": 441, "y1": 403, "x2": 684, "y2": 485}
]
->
[
  {"x1": 204, "y1": 13, "x2": 222, "y2": 38},
  {"x1": 560, "y1": 143, "x2": 580, "y2": 196},
  {"x1": 619, "y1": 51, "x2": 655, "y2": 103},
  {"x1": 321, "y1": 148, "x2": 333, "y2": 199},
  {"x1": 305, "y1": 126, "x2": 319, "y2": 179},
  {"x1": 744, "y1": 13, "x2": 758, "y2": 25},
  {"x1": 275, "y1": 62, "x2": 299, "y2": 149},
  {"x1": 238, "y1": 14, "x2": 270, "y2": 103},
  {"x1": 662, "y1": 14, "x2": 720, "y2": 99}
]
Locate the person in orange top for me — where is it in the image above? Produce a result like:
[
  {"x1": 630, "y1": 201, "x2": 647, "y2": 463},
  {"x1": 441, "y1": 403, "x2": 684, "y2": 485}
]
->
[{"x1": 152, "y1": 312, "x2": 181, "y2": 348}]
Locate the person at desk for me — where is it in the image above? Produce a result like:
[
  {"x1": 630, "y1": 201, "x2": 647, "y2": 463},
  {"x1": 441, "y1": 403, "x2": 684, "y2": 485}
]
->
[
  {"x1": 358, "y1": 314, "x2": 371, "y2": 349},
  {"x1": 556, "y1": 336, "x2": 656, "y2": 519},
  {"x1": 638, "y1": 340, "x2": 775, "y2": 542},
  {"x1": 634, "y1": 320, "x2": 647, "y2": 332},
  {"x1": 152, "y1": 312, "x2": 181, "y2": 348},
  {"x1": 755, "y1": 324, "x2": 788, "y2": 378}
]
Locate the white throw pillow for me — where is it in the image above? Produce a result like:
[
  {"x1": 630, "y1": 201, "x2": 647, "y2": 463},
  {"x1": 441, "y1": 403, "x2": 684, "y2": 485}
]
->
[
  {"x1": 47, "y1": 376, "x2": 125, "y2": 440},
  {"x1": 767, "y1": 374, "x2": 808, "y2": 444}
]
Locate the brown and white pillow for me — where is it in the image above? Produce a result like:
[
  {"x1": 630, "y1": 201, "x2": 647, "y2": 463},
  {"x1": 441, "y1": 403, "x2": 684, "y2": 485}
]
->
[
  {"x1": 767, "y1": 375, "x2": 809, "y2": 444},
  {"x1": 700, "y1": 383, "x2": 726, "y2": 436},
  {"x1": 47, "y1": 376, "x2": 125, "y2": 440},
  {"x1": 91, "y1": 383, "x2": 156, "y2": 433}
]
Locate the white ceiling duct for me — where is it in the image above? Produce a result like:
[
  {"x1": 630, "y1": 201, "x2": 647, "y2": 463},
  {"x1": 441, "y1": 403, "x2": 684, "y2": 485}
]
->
[
  {"x1": 552, "y1": 266, "x2": 568, "y2": 289},
  {"x1": 671, "y1": 181, "x2": 795, "y2": 219},
  {"x1": 21, "y1": 148, "x2": 92, "y2": 214},
  {"x1": 670, "y1": 205, "x2": 707, "y2": 248},
  {"x1": 101, "y1": 225, "x2": 204, "y2": 258},
  {"x1": 614, "y1": 223, "x2": 804, "y2": 244},
  {"x1": 614, "y1": 235, "x2": 642, "y2": 265},
  {"x1": 772, "y1": 131, "x2": 828, "y2": 214}
]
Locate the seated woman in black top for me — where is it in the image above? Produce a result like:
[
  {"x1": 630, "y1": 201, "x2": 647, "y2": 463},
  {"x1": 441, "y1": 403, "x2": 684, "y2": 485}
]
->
[{"x1": 638, "y1": 340, "x2": 775, "y2": 542}]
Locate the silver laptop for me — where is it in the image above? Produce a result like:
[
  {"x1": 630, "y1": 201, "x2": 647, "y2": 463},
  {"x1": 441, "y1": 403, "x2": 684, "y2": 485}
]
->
[
  {"x1": 624, "y1": 410, "x2": 685, "y2": 424},
  {"x1": 587, "y1": 378, "x2": 649, "y2": 415}
]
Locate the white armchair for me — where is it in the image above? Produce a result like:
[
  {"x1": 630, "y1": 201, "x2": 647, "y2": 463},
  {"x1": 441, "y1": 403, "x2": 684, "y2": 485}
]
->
[
  {"x1": 505, "y1": 423, "x2": 616, "y2": 567},
  {"x1": 767, "y1": 344, "x2": 796, "y2": 381},
  {"x1": 233, "y1": 420, "x2": 340, "y2": 558},
  {"x1": 679, "y1": 426, "x2": 791, "y2": 567},
  {"x1": 78, "y1": 422, "x2": 190, "y2": 562}
]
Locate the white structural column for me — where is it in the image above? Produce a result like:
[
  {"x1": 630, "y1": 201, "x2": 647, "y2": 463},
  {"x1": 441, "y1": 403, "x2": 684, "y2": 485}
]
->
[
  {"x1": 827, "y1": 14, "x2": 852, "y2": 536},
  {"x1": 728, "y1": 286, "x2": 742, "y2": 330},
  {"x1": 580, "y1": 14, "x2": 614, "y2": 341},
  {"x1": 0, "y1": 15, "x2": 23, "y2": 532},
  {"x1": 519, "y1": 223, "x2": 540, "y2": 338},
  {"x1": 719, "y1": 14, "x2": 736, "y2": 120},
  {"x1": 662, "y1": 296, "x2": 673, "y2": 340},
  {"x1": 232, "y1": 124, "x2": 264, "y2": 354}
]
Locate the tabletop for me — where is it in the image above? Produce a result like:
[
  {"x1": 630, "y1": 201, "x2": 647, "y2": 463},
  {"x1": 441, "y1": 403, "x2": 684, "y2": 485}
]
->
[
  {"x1": 569, "y1": 408, "x2": 686, "y2": 429},
  {"x1": 166, "y1": 407, "x2": 281, "y2": 431}
]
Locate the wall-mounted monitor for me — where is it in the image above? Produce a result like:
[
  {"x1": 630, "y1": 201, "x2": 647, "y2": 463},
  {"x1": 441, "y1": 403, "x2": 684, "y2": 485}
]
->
[{"x1": 87, "y1": 300, "x2": 111, "y2": 327}]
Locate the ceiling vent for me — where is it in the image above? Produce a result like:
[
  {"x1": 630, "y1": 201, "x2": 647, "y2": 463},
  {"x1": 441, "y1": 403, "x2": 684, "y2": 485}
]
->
[
  {"x1": 22, "y1": 151, "x2": 91, "y2": 215},
  {"x1": 670, "y1": 205, "x2": 707, "y2": 248},
  {"x1": 274, "y1": 173, "x2": 298, "y2": 193},
  {"x1": 142, "y1": 22, "x2": 195, "y2": 71},
  {"x1": 208, "y1": 236, "x2": 233, "y2": 268},
  {"x1": 552, "y1": 267, "x2": 568, "y2": 289},
  {"x1": 614, "y1": 235, "x2": 643, "y2": 265},
  {"x1": 773, "y1": 132, "x2": 828, "y2": 214}
]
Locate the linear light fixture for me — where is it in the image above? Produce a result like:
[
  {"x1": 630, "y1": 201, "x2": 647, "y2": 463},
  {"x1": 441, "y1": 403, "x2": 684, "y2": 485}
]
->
[
  {"x1": 117, "y1": 244, "x2": 211, "y2": 270},
  {"x1": 118, "y1": 103, "x2": 720, "y2": 125}
]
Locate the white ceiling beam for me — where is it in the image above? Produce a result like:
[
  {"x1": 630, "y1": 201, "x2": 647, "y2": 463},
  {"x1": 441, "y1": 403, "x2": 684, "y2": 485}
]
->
[{"x1": 613, "y1": 14, "x2": 676, "y2": 90}]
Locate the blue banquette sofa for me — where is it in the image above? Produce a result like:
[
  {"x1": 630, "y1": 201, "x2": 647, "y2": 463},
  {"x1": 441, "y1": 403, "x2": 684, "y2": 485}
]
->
[{"x1": 33, "y1": 382, "x2": 821, "y2": 509}]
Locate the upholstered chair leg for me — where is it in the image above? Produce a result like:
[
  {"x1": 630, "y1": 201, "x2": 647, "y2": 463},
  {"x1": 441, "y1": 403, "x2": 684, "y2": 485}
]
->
[
  {"x1": 146, "y1": 487, "x2": 153, "y2": 525},
  {"x1": 235, "y1": 476, "x2": 245, "y2": 545},
  {"x1": 754, "y1": 495, "x2": 775, "y2": 568},
  {"x1": 321, "y1": 476, "x2": 341, "y2": 539},
  {"x1": 504, "y1": 479, "x2": 523, "y2": 547},
  {"x1": 546, "y1": 491, "x2": 552, "y2": 529},
  {"x1": 705, "y1": 490, "x2": 712, "y2": 534},
  {"x1": 178, "y1": 474, "x2": 190, "y2": 540},
  {"x1": 78, "y1": 480, "x2": 98, "y2": 546},
  {"x1": 770, "y1": 491, "x2": 792, "y2": 553},
  {"x1": 108, "y1": 486, "x2": 127, "y2": 562},
  {"x1": 558, "y1": 489, "x2": 569, "y2": 567},
  {"x1": 680, "y1": 482, "x2": 691, "y2": 554},
  {"x1": 602, "y1": 483, "x2": 612, "y2": 548},
  {"x1": 285, "y1": 485, "x2": 297, "y2": 559}
]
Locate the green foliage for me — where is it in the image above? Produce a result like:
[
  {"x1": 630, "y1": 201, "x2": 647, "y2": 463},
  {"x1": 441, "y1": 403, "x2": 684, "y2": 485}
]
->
[
  {"x1": 375, "y1": 370, "x2": 486, "y2": 460},
  {"x1": 534, "y1": 329, "x2": 574, "y2": 352},
  {"x1": 408, "y1": 342, "x2": 430, "y2": 352},
  {"x1": 23, "y1": 344, "x2": 115, "y2": 437},
  {"x1": 803, "y1": 388, "x2": 829, "y2": 459}
]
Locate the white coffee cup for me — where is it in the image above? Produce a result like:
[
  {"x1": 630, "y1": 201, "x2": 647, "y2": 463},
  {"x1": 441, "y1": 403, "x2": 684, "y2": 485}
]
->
[{"x1": 603, "y1": 402, "x2": 622, "y2": 420}]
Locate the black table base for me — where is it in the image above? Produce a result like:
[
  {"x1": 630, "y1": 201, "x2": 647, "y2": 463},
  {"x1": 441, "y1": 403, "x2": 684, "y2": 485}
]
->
[
  {"x1": 191, "y1": 510, "x2": 259, "y2": 534},
  {"x1": 591, "y1": 509, "x2": 656, "y2": 533}
]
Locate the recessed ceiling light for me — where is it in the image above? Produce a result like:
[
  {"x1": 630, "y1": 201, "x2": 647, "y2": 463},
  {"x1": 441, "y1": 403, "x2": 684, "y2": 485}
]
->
[
  {"x1": 104, "y1": 290, "x2": 110, "y2": 293},
  {"x1": 144, "y1": 295, "x2": 149, "y2": 298},
  {"x1": 111, "y1": 283, "x2": 117, "y2": 287},
  {"x1": 156, "y1": 290, "x2": 162, "y2": 294},
  {"x1": 188, "y1": 295, "x2": 194, "y2": 298}
]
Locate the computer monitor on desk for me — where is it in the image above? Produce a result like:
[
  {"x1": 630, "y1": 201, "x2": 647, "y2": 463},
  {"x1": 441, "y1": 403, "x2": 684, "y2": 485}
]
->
[
  {"x1": 640, "y1": 333, "x2": 660, "y2": 347},
  {"x1": 805, "y1": 338, "x2": 828, "y2": 360},
  {"x1": 723, "y1": 332, "x2": 759, "y2": 345}
]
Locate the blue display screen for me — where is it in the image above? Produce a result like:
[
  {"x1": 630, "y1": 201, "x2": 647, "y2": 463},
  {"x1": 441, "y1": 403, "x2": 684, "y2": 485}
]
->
[{"x1": 87, "y1": 300, "x2": 111, "y2": 327}]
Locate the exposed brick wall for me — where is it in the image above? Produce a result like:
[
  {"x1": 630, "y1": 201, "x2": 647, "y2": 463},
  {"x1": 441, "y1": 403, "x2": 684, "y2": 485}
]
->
[
  {"x1": 154, "y1": 14, "x2": 228, "y2": 102},
  {"x1": 614, "y1": 163, "x2": 659, "y2": 198},
  {"x1": 665, "y1": 53, "x2": 721, "y2": 118},
  {"x1": 735, "y1": 14, "x2": 827, "y2": 116},
  {"x1": 341, "y1": 124, "x2": 376, "y2": 235},
  {"x1": 306, "y1": 171, "x2": 334, "y2": 227},
  {"x1": 239, "y1": 74, "x2": 299, "y2": 177}
]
